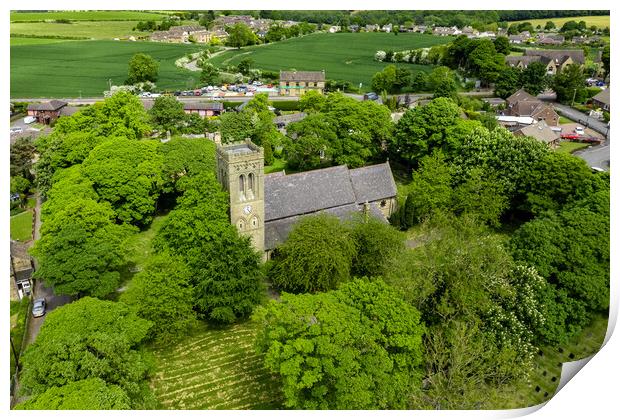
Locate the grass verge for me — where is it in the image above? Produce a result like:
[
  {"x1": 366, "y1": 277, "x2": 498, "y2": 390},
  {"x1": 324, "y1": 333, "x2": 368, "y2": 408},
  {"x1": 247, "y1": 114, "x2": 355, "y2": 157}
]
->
[
  {"x1": 10, "y1": 210, "x2": 33, "y2": 242},
  {"x1": 555, "y1": 141, "x2": 590, "y2": 154},
  {"x1": 10, "y1": 297, "x2": 31, "y2": 377}
]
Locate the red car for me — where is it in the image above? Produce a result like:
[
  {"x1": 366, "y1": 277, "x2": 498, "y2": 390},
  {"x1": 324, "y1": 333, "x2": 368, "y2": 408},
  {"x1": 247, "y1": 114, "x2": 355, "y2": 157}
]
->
[{"x1": 561, "y1": 133, "x2": 580, "y2": 140}]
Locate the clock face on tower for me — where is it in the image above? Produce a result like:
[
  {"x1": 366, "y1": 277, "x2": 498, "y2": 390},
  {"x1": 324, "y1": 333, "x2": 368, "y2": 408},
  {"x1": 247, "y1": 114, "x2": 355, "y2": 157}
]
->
[{"x1": 243, "y1": 205, "x2": 252, "y2": 215}]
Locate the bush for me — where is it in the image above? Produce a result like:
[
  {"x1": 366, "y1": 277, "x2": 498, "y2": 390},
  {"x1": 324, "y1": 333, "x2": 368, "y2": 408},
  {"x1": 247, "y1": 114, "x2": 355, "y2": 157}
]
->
[
  {"x1": 271, "y1": 100, "x2": 300, "y2": 111},
  {"x1": 223, "y1": 101, "x2": 244, "y2": 110}
]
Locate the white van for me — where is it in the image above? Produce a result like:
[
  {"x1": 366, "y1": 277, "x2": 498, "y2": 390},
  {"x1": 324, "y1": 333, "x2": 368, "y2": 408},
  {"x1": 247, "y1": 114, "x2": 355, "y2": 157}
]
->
[{"x1": 24, "y1": 116, "x2": 36, "y2": 124}]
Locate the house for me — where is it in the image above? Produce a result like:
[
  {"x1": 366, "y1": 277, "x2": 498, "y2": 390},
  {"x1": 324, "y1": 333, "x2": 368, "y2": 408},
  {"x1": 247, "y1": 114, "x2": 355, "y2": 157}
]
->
[
  {"x1": 508, "y1": 34, "x2": 528, "y2": 44},
  {"x1": 150, "y1": 25, "x2": 215, "y2": 43},
  {"x1": 433, "y1": 26, "x2": 460, "y2": 36},
  {"x1": 476, "y1": 31, "x2": 496, "y2": 39},
  {"x1": 504, "y1": 88, "x2": 560, "y2": 126},
  {"x1": 537, "y1": 33, "x2": 565, "y2": 44},
  {"x1": 183, "y1": 101, "x2": 224, "y2": 117},
  {"x1": 328, "y1": 25, "x2": 341, "y2": 33},
  {"x1": 482, "y1": 97, "x2": 507, "y2": 109},
  {"x1": 279, "y1": 70, "x2": 326, "y2": 96},
  {"x1": 27, "y1": 100, "x2": 77, "y2": 124},
  {"x1": 215, "y1": 139, "x2": 397, "y2": 258},
  {"x1": 592, "y1": 88, "x2": 610, "y2": 111},
  {"x1": 10, "y1": 240, "x2": 33, "y2": 300},
  {"x1": 381, "y1": 24, "x2": 393, "y2": 33},
  {"x1": 505, "y1": 55, "x2": 557, "y2": 74},
  {"x1": 523, "y1": 49, "x2": 585, "y2": 66},
  {"x1": 514, "y1": 120, "x2": 560, "y2": 148},
  {"x1": 365, "y1": 24, "x2": 380, "y2": 32}
]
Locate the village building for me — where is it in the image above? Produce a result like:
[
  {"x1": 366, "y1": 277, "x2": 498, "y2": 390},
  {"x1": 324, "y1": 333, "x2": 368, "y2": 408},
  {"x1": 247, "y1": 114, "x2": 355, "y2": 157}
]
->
[
  {"x1": 537, "y1": 33, "x2": 565, "y2": 45},
  {"x1": 592, "y1": 88, "x2": 610, "y2": 112},
  {"x1": 273, "y1": 112, "x2": 307, "y2": 130},
  {"x1": 505, "y1": 55, "x2": 558, "y2": 74},
  {"x1": 215, "y1": 139, "x2": 397, "y2": 259},
  {"x1": 523, "y1": 48, "x2": 585, "y2": 69},
  {"x1": 27, "y1": 100, "x2": 77, "y2": 124},
  {"x1": 279, "y1": 70, "x2": 326, "y2": 96},
  {"x1": 508, "y1": 34, "x2": 528, "y2": 44},
  {"x1": 433, "y1": 26, "x2": 460, "y2": 36},
  {"x1": 183, "y1": 101, "x2": 224, "y2": 117},
  {"x1": 504, "y1": 88, "x2": 560, "y2": 126},
  {"x1": 10, "y1": 240, "x2": 33, "y2": 300},
  {"x1": 150, "y1": 25, "x2": 224, "y2": 43},
  {"x1": 514, "y1": 119, "x2": 560, "y2": 148}
]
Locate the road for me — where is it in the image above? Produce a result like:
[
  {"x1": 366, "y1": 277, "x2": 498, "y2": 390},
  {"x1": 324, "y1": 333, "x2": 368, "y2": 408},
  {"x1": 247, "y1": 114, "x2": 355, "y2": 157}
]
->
[
  {"x1": 574, "y1": 144, "x2": 610, "y2": 170},
  {"x1": 553, "y1": 102, "x2": 610, "y2": 136},
  {"x1": 24, "y1": 193, "x2": 73, "y2": 347}
]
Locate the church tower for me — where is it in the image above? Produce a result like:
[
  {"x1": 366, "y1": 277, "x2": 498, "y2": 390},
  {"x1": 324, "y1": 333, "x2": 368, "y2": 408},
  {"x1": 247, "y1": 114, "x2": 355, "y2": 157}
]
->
[{"x1": 216, "y1": 139, "x2": 265, "y2": 254}]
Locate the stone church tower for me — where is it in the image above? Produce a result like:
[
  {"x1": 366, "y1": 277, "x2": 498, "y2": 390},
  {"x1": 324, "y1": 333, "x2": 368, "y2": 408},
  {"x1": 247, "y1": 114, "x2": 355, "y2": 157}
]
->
[{"x1": 215, "y1": 139, "x2": 265, "y2": 253}]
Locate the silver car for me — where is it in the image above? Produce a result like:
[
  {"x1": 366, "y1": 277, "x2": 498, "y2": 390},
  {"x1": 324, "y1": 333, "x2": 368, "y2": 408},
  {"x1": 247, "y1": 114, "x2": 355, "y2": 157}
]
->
[{"x1": 32, "y1": 298, "x2": 46, "y2": 317}]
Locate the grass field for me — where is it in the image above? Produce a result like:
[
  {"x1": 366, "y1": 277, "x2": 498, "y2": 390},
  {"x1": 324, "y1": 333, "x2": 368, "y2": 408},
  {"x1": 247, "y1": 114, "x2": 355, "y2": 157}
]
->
[
  {"x1": 555, "y1": 141, "x2": 590, "y2": 154},
  {"x1": 10, "y1": 11, "x2": 166, "y2": 22},
  {"x1": 10, "y1": 210, "x2": 33, "y2": 241},
  {"x1": 150, "y1": 321, "x2": 283, "y2": 409},
  {"x1": 11, "y1": 21, "x2": 150, "y2": 40},
  {"x1": 512, "y1": 15, "x2": 610, "y2": 29},
  {"x1": 209, "y1": 32, "x2": 450, "y2": 90},
  {"x1": 11, "y1": 40, "x2": 203, "y2": 97},
  {"x1": 10, "y1": 37, "x2": 77, "y2": 46}
]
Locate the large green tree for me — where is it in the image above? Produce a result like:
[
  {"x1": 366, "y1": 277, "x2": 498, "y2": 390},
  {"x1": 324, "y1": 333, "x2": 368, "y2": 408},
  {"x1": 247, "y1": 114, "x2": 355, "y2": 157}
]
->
[
  {"x1": 19, "y1": 297, "x2": 155, "y2": 408},
  {"x1": 521, "y1": 61, "x2": 549, "y2": 95},
  {"x1": 225, "y1": 23, "x2": 259, "y2": 48},
  {"x1": 269, "y1": 214, "x2": 356, "y2": 293},
  {"x1": 81, "y1": 138, "x2": 164, "y2": 226},
  {"x1": 121, "y1": 253, "x2": 196, "y2": 343},
  {"x1": 284, "y1": 114, "x2": 334, "y2": 170},
  {"x1": 553, "y1": 63, "x2": 587, "y2": 104},
  {"x1": 350, "y1": 216, "x2": 405, "y2": 277},
  {"x1": 154, "y1": 173, "x2": 264, "y2": 324},
  {"x1": 15, "y1": 378, "x2": 131, "y2": 410},
  {"x1": 30, "y1": 199, "x2": 135, "y2": 297},
  {"x1": 159, "y1": 137, "x2": 216, "y2": 193},
  {"x1": 494, "y1": 67, "x2": 522, "y2": 98},
  {"x1": 126, "y1": 53, "x2": 159, "y2": 84},
  {"x1": 149, "y1": 95, "x2": 187, "y2": 135},
  {"x1": 254, "y1": 279, "x2": 425, "y2": 409}
]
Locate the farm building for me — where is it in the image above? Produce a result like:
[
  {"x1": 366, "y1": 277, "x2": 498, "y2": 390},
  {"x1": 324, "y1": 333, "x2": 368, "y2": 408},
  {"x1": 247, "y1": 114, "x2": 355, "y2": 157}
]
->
[
  {"x1": 278, "y1": 70, "x2": 326, "y2": 96},
  {"x1": 215, "y1": 139, "x2": 397, "y2": 259},
  {"x1": 183, "y1": 101, "x2": 224, "y2": 117}
]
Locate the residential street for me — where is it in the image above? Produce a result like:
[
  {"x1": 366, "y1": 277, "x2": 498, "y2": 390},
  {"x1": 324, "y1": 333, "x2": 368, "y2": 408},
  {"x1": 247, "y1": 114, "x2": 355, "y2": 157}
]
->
[
  {"x1": 574, "y1": 144, "x2": 611, "y2": 171},
  {"x1": 553, "y1": 102, "x2": 610, "y2": 136}
]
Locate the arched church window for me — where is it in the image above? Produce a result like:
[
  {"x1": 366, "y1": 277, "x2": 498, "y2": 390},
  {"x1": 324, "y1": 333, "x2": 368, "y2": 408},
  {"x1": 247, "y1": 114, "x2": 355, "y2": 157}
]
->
[
  {"x1": 247, "y1": 173, "x2": 255, "y2": 199},
  {"x1": 239, "y1": 175, "x2": 246, "y2": 200},
  {"x1": 251, "y1": 216, "x2": 258, "y2": 228},
  {"x1": 238, "y1": 218, "x2": 245, "y2": 230}
]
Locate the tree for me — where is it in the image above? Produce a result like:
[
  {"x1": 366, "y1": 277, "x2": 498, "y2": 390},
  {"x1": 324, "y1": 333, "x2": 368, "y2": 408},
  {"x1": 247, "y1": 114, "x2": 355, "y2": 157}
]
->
[
  {"x1": 452, "y1": 168, "x2": 508, "y2": 227},
  {"x1": 121, "y1": 253, "x2": 196, "y2": 343},
  {"x1": 494, "y1": 67, "x2": 522, "y2": 98},
  {"x1": 493, "y1": 36, "x2": 511, "y2": 55},
  {"x1": 520, "y1": 151, "x2": 597, "y2": 216},
  {"x1": 149, "y1": 95, "x2": 186, "y2": 135},
  {"x1": 553, "y1": 63, "x2": 587, "y2": 104},
  {"x1": 10, "y1": 136, "x2": 36, "y2": 180},
  {"x1": 299, "y1": 90, "x2": 326, "y2": 113},
  {"x1": 350, "y1": 216, "x2": 405, "y2": 277},
  {"x1": 10, "y1": 176, "x2": 31, "y2": 197},
  {"x1": 237, "y1": 57, "x2": 254, "y2": 75},
  {"x1": 19, "y1": 297, "x2": 155, "y2": 408},
  {"x1": 521, "y1": 61, "x2": 549, "y2": 95},
  {"x1": 81, "y1": 138, "x2": 164, "y2": 226},
  {"x1": 284, "y1": 114, "x2": 334, "y2": 170},
  {"x1": 154, "y1": 173, "x2": 264, "y2": 324},
  {"x1": 601, "y1": 44, "x2": 610, "y2": 77},
  {"x1": 269, "y1": 214, "x2": 356, "y2": 293},
  {"x1": 200, "y1": 62, "x2": 220, "y2": 85},
  {"x1": 159, "y1": 137, "x2": 217, "y2": 193},
  {"x1": 126, "y1": 53, "x2": 159, "y2": 85},
  {"x1": 411, "y1": 71, "x2": 429, "y2": 91},
  {"x1": 544, "y1": 21, "x2": 556, "y2": 31},
  {"x1": 371, "y1": 65, "x2": 397, "y2": 93},
  {"x1": 15, "y1": 379, "x2": 131, "y2": 410},
  {"x1": 218, "y1": 111, "x2": 255, "y2": 143},
  {"x1": 391, "y1": 97, "x2": 462, "y2": 163},
  {"x1": 427, "y1": 66, "x2": 457, "y2": 93},
  {"x1": 30, "y1": 199, "x2": 135, "y2": 297},
  {"x1": 253, "y1": 279, "x2": 425, "y2": 409},
  {"x1": 226, "y1": 23, "x2": 259, "y2": 48}
]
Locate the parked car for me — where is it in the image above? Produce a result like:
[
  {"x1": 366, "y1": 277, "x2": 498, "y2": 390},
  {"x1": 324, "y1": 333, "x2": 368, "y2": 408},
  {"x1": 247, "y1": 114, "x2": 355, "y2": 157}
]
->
[
  {"x1": 574, "y1": 126, "x2": 585, "y2": 135},
  {"x1": 173, "y1": 91, "x2": 181, "y2": 96},
  {"x1": 364, "y1": 92, "x2": 379, "y2": 101},
  {"x1": 23, "y1": 116, "x2": 36, "y2": 124},
  {"x1": 150, "y1": 93, "x2": 161, "y2": 98},
  {"x1": 32, "y1": 298, "x2": 46, "y2": 318},
  {"x1": 10, "y1": 127, "x2": 23, "y2": 134},
  {"x1": 561, "y1": 133, "x2": 580, "y2": 140}
]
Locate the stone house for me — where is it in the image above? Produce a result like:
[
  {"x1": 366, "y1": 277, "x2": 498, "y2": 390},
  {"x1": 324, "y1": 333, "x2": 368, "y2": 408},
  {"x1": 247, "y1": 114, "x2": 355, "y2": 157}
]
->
[
  {"x1": 216, "y1": 139, "x2": 397, "y2": 259},
  {"x1": 592, "y1": 88, "x2": 610, "y2": 111},
  {"x1": 151, "y1": 25, "x2": 212, "y2": 43},
  {"x1": 279, "y1": 70, "x2": 326, "y2": 96},
  {"x1": 10, "y1": 240, "x2": 33, "y2": 300}
]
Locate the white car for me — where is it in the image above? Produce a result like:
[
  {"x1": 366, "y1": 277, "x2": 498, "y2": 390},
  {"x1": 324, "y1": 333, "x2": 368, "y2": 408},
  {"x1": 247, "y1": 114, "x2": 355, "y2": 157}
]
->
[
  {"x1": 574, "y1": 126, "x2": 585, "y2": 135},
  {"x1": 140, "y1": 92, "x2": 152, "y2": 98},
  {"x1": 23, "y1": 116, "x2": 36, "y2": 124},
  {"x1": 10, "y1": 127, "x2": 23, "y2": 134},
  {"x1": 150, "y1": 93, "x2": 161, "y2": 98}
]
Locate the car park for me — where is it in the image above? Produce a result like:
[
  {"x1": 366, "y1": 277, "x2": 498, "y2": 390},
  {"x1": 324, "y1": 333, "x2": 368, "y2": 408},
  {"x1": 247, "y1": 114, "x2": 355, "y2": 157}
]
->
[{"x1": 32, "y1": 298, "x2": 46, "y2": 317}]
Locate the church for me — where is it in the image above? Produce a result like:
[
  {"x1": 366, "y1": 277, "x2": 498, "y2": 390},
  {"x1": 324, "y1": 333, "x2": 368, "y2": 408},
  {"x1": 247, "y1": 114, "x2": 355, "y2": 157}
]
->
[{"x1": 216, "y1": 139, "x2": 398, "y2": 259}]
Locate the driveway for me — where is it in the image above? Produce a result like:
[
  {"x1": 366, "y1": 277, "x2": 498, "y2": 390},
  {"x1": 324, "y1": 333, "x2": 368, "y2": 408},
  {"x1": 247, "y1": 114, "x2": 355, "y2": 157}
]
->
[{"x1": 10, "y1": 119, "x2": 51, "y2": 145}]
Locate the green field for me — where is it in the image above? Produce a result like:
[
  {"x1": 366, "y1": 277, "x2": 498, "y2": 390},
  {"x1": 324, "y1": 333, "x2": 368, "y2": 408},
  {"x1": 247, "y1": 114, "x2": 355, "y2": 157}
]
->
[
  {"x1": 512, "y1": 15, "x2": 610, "y2": 29},
  {"x1": 11, "y1": 40, "x2": 203, "y2": 97},
  {"x1": 11, "y1": 21, "x2": 150, "y2": 40},
  {"x1": 10, "y1": 11, "x2": 166, "y2": 22},
  {"x1": 10, "y1": 210, "x2": 33, "y2": 241},
  {"x1": 209, "y1": 32, "x2": 450, "y2": 90},
  {"x1": 150, "y1": 321, "x2": 283, "y2": 409},
  {"x1": 10, "y1": 37, "x2": 77, "y2": 46}
]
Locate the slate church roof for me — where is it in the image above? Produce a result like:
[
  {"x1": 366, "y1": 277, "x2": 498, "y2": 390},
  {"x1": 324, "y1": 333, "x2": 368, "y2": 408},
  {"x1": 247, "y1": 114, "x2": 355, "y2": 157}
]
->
[{"x1": 263, "y1": 162, "x2": 397, "y2": 250}]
